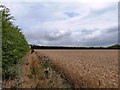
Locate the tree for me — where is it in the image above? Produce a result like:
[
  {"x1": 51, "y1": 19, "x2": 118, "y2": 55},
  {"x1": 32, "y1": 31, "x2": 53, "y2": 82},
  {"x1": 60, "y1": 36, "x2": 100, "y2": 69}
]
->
[{"x1": 0, "y1": 5, "x2": 30, "y2": 80}]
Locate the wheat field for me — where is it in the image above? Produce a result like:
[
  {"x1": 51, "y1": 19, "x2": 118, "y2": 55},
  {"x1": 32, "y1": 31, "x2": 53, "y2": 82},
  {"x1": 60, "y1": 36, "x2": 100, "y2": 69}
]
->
[{"x1": 36, "y1": 49, "x2": 118, "y2": 88}]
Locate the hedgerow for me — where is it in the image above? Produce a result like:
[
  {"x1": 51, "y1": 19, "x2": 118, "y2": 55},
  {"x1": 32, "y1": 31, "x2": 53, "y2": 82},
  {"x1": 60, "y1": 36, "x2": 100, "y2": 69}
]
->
[{"x1": 1, "y1": 5, "x2": 30, "y2": 80}]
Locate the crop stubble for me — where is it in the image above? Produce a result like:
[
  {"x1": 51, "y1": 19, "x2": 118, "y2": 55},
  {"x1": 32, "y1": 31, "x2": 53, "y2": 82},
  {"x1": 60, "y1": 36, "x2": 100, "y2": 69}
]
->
[{"x1": 36, "y1": 49, "x2": 118, "y2": 88}]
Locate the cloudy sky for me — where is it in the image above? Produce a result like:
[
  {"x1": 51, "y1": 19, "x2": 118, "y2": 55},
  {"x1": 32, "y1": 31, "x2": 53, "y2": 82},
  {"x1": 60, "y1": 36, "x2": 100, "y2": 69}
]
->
[{"x1": 2, "y1": 0, "x2": 118, "y2": 47}]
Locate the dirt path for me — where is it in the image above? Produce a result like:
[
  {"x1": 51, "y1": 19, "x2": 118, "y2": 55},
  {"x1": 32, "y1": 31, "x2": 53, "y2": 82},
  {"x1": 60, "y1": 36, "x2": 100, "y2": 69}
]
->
[
  {"x1": 20, "y1": 52, "x2": 38, "y2": 88},
  {"x1": 2, "y1": 52, "x2": 38, "y2": 88},
  {"x1": 20, "y1": 51, "x2": 72, "y2": 88},
  {"x1": 2, "y1": 51, "x2": 73, "y2": 88}
]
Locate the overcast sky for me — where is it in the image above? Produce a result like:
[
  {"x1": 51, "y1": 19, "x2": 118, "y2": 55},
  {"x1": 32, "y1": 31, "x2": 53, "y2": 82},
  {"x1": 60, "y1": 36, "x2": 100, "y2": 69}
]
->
[{"x1": 2, "y1": 0, "x2": 118, "y2": 47}]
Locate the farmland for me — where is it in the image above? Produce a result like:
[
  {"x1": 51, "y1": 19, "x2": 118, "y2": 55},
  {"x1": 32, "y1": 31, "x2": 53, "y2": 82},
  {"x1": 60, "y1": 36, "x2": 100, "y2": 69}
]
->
[
  {"x1": 2, "y1": 3, "x2": 119, "y2": 89},
  {"x1": 36, "y1": 49, "x2": 118, "y2": 88}
]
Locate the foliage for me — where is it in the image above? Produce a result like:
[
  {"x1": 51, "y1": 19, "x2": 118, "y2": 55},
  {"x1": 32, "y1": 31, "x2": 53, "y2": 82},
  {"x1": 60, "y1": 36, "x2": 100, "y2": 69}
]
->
[
  {"x1": 108, "y1": 44, "x2": 120, "y2": 48},
  {"x1": 0, "y1": 5, "x2": 30, "y2": 80}
]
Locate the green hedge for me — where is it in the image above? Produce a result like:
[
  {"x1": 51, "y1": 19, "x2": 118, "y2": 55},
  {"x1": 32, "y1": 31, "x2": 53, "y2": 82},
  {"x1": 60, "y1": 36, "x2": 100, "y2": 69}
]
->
[{"x1": 1, "y1": 5, "x2": 30, "y2": 79}]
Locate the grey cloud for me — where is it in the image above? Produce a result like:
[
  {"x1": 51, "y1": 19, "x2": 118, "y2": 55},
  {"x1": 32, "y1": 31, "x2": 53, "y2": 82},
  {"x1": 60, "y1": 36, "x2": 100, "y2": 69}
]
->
[
  {"x1": 44, "y1": 30, "x2": 72, "y2": 41},
  {"x1": 82, "y1": 4, "x2": 117, "y2": 21},
  {"x1": 25, "y1": 29, "x2": 72, "y2": 45},
  {"x1": 80, "y1": 26, "x2": 118, "y2": 46},
  {"x1": 26, "y1": 26, "x2": 118, "y2": 47},
  {"x1": 105, "y1": 26, "x2": 118, "y2": 33},
  {"x1": 91, "y1": 5, "x2": 117, "y2": 15},
  {"x1": 53, "y1": 26, "x2": 117, "y2": 46}
]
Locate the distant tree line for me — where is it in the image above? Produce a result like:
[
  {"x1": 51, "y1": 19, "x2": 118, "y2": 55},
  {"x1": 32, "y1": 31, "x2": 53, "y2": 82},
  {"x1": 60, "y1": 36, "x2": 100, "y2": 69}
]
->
[
  {"x1": 30, "y1": 44, "x2": 120, "y2": 49},
  {"x1": 108, "y1": 44, "x2": 120, "y2": 48}
]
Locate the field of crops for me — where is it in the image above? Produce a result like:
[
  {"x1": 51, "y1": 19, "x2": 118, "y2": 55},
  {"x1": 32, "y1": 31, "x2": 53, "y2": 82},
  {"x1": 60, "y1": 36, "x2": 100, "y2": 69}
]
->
[{"x1": 36, "y1": 49, "x2": 118, "y2": 88}]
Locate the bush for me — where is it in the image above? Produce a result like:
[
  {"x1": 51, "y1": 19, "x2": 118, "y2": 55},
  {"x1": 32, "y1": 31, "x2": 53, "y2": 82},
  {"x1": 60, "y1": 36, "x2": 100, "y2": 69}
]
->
[
  {"x1": 1, "y1": 5, "x2": 30, "y2": 80},
  {"x1": 2, "y1": 66, "x2": 18, "y2": 80}
]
